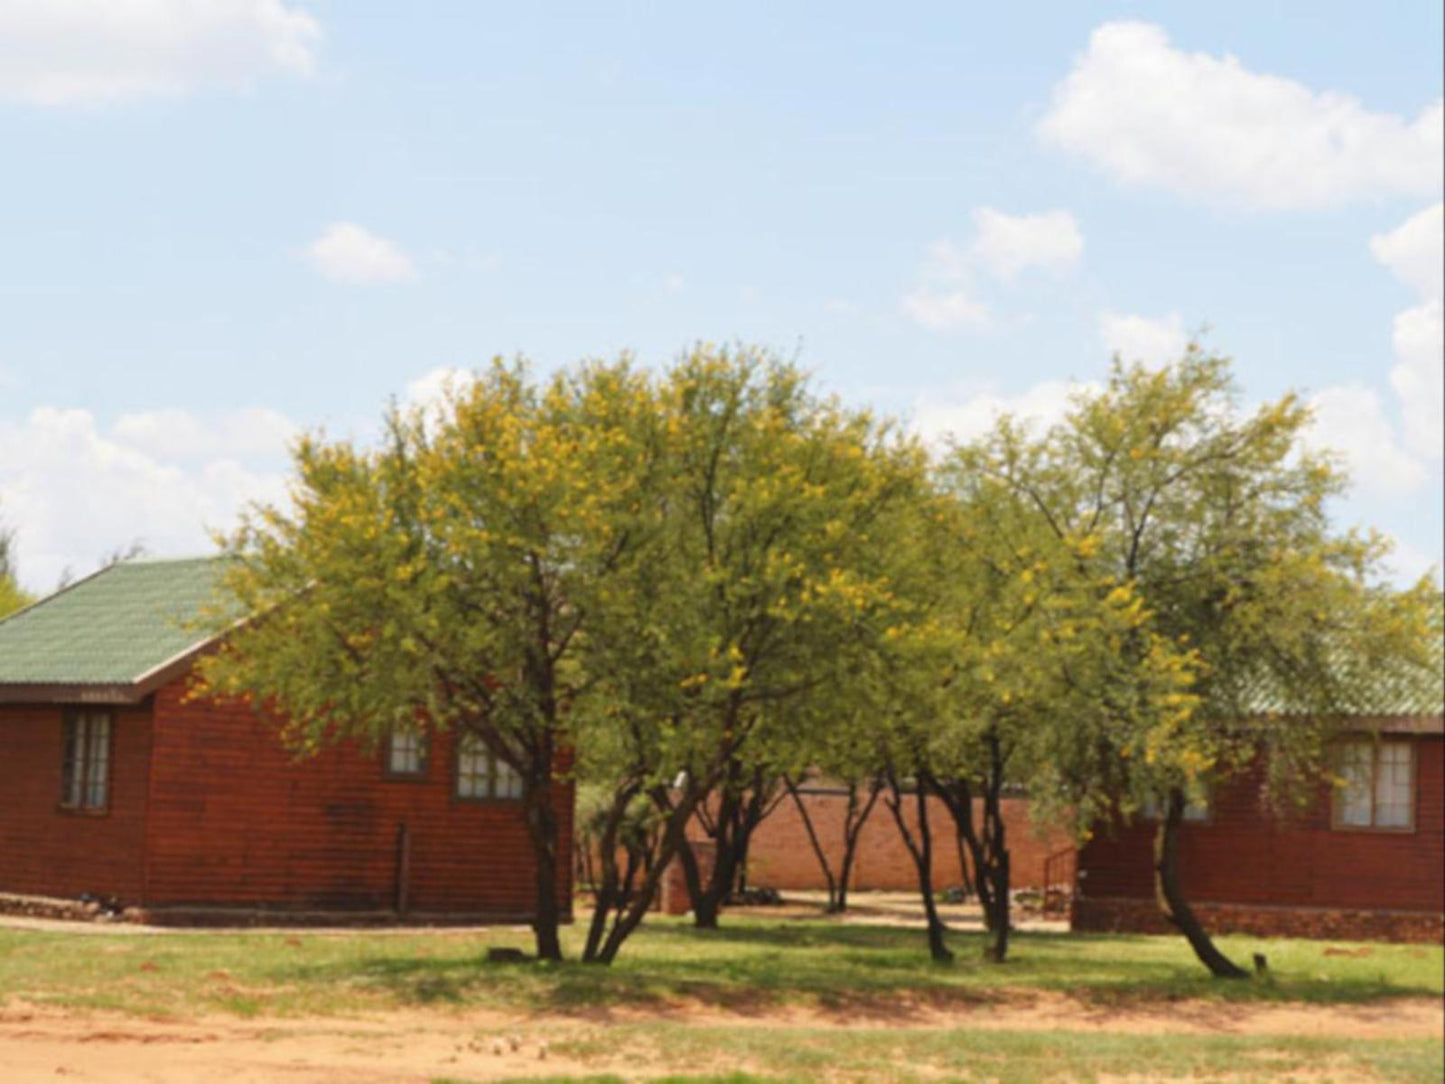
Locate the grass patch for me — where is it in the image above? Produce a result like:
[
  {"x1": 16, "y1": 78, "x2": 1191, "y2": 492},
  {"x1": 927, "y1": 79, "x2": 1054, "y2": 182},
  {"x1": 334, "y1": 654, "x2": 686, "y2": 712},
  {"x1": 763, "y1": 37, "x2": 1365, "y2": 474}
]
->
[
  {"x1": 0, "y1": 915, "x2": 1439, "y2": 1019},
  {"x1": 435, "y1": 1025, "x2": 1444, "y2": 1083}
]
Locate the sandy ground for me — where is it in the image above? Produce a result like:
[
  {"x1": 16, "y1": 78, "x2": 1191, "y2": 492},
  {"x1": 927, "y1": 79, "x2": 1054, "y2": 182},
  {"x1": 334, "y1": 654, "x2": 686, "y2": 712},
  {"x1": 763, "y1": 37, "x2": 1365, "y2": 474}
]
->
[{"x1": 0, "y1": 994, "x2": 1440, "y2": 1084}]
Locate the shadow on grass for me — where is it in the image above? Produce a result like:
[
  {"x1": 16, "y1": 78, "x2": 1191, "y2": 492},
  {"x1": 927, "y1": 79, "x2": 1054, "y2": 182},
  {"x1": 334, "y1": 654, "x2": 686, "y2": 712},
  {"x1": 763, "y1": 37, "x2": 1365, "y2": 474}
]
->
[{"x1": 268, "y1": 922, "x2": 1442, "y2": 1015}]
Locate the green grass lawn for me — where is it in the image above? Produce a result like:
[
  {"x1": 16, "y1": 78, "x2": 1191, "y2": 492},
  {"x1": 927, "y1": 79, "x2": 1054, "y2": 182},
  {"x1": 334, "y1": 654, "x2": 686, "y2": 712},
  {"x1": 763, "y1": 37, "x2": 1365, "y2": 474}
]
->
[
  {"x1": 444, "y1": 1027, "x2": 1444, "y2": 1084},
  {"x1": 0, "y1": 914, "x2": 1439, "y2": 1019}
]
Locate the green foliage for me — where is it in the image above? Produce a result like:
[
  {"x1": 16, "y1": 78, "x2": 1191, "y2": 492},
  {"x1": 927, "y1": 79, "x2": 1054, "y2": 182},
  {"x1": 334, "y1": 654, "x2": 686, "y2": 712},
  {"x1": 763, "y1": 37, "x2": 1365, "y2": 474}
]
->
[
  {"x1": 963, "y1": 349, "x2": 1441, "y2": 823},
  {"x1": 0, "y1": 518, "x2": 34, "y2": 619}
]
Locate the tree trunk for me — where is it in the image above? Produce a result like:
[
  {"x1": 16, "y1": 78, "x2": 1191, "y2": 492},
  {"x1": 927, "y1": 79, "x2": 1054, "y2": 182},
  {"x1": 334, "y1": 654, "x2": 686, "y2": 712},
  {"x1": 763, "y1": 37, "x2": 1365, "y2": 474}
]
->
[
  {"x1": 581, "y1": 782, "x2": 641, "y2": 962},
  {"x1": 588, "y1": 782, "x2": 708, "y2": 964},
  {"x1": 883, "y1": 766, "x2": 953, "y2": 963},
  {"x1": 980, "y1": 737, "x2": 1010, "y2": 963},
  {"x1": 522, "y1": 775, "x2": 563, "y2": 962},
  {"x1": 785, "y1": 773, "x2": 840, "y2": 911},
  {"x1": 836, "y1": 778, "x2": 883, "y2": 914},
  {"x1": 1154, "y1": 787, "x2": 1248, "y2": 980}
]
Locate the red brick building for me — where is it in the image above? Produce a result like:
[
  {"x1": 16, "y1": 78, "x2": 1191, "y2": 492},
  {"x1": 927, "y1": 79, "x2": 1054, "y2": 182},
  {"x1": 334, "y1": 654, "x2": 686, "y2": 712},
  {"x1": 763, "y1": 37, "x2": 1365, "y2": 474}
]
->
[
  {"x1": 1073, "y1": 718, "x2": 1444, "y2": 943},
  {"x1": 0, "y1": 558, "x2": 573, "y2": 924}
]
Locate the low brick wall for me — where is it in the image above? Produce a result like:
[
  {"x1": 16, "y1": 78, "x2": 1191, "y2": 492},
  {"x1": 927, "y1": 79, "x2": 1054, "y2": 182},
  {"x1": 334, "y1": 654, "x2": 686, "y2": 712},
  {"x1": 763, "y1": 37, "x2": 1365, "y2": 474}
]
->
[
  {"x1": 747, "y1": 789, "x2": 1073, "y2": 892},
  {"x1": 1073, "y1": 896, "x2": 1444, "y2": 944}
]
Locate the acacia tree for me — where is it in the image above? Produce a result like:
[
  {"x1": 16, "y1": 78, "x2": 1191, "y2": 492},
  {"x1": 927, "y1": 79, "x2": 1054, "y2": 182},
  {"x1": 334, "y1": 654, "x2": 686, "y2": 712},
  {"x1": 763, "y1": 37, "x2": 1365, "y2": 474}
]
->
[
  {"x1": 195, "y1": 359, "x2": 667, "y2": 962},
  {"x1": 976, "y1": 351, "x2": 1439, "y2": 978},
  {"x1": 575, "y1": 347, "x2": 934, "y2": 958},
  {"x1": 0, "y1": 515, "x2": 34, "y2": 618},
  {"x1": 877, "y1": 470, "x2": 1196, "y2": 964}
]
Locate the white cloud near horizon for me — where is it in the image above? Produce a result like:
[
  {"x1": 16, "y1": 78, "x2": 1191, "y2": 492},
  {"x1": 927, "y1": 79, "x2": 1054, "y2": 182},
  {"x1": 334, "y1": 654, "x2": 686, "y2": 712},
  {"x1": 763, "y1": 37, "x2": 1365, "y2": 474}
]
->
[
  {"x1": 306, "y1": 222, "x2": 416, "y2": 285},
  {"x1": 970, "y1": 207, "x2": 1083, "y2": 280},
  {"x1": 113, "y1": 406, "x2": 298, "y2": 460},
  {"x1": 1098, "y1": 311, "x2": 1187, "y2": 367},
  {"x1": 910, "y1": 379, "x2": 1092, "y2": 449},
  {"x1": 1372, "y1": 203, "x2": 1444, "y2": 462},
  {"x1": 0, "y1": 0, "x2": 321, "y2": 107},
  {"x1": 1038, "y1": 21, "x2": 1444, "y2": 209},
  {"x1": 1303, "y1": 385, "x2": 1427, "y2": 498},
  {"x1": 0, "y1": 406, "x2": 293, "y2": 592}
]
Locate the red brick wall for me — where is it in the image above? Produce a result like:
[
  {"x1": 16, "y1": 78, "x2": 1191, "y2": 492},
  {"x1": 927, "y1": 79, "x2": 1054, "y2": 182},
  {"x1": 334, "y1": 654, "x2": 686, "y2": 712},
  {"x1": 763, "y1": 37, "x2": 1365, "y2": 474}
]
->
[
  {"x1": 143, "y1": 676, "x2": 574, "y2": 920},
  {"x1": 1076, "y1": 735, "x2": 1444, "y2": 917},
  {"x1": 1073, "y1": 896, "x2": 1443, "y2": 943},
  {"x1": 745, "y1": 788, "x2": 1074, "y2": 892},
  {"x1": 0, "y1": 702, "x2": 153, "y2": 901}
]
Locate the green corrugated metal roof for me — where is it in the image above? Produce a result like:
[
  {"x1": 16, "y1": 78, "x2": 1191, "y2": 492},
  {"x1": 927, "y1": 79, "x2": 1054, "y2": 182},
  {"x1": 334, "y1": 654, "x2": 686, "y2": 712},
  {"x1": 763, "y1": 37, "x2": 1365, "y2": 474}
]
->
[{"x1": 0, "y1": 557, "x2": 233, "y2": 686}]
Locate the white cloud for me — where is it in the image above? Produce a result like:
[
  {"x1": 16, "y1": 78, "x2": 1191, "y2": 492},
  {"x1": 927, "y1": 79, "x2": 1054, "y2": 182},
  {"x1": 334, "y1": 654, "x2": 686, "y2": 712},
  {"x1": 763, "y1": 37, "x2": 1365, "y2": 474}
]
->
[
  {"x1": 662, "y1": 273, "x2": 686, "y2": 294},
  {"x1": 112, "y1": 406, "x2": 297, "y2": 460},
  {"x1": 899, "y1": 240, "x2": 988, "y2": 331},
  {"x1": 306, "y1": 223, "x2": 416, "y2": 285},
  {"x1": 1303, "y1": 385, "x2": 1427, "y2": 498},
  {"x1": 900, "y1": 289, "x2": 988, "y2": 331},
  {"x1": 403, "y1": 366, "x2": 471, "y2": 419},
  {"x1": 1370, "y1": 204, "x2": 1444, "y2": 461},
  {"x1": 1372, "y1": 203, "x2": 1444, "y2": 299},
  {"x1": 0, "y1": 0, "x2": 321, "y2": 107},
  {"x1": 1038, "y1": 21, "x2": 1443, "y2": 209},
  {"x1": 1098, "y1": 311, "x2": 1187, "y2": 367},
  {"x1": 970, "y1": 208, "x2": 1083, "y2": 280},
  {"x1": 0, "y1": 406, "x2": 292, "y2": 591},
  {"x1": 912, "y1": 379, "x2": 1091, "y2": 449}
]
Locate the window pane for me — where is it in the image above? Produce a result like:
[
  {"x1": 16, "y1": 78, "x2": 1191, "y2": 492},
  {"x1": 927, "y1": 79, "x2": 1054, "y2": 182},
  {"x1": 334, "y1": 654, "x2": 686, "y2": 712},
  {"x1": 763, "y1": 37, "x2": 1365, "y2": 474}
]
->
[
  {"x1": 388, "y1": 730, "x2": 423, "y2": 775},
  {"x1": 495, "y1": 758, "x2": 522, "y2": 800},
  {"x1": 1374, "y1": 743, "x2": 1414, "y2": 828},
  {"x1": 456, "y1": 732, "x2": 487, "y2": 798},
  {"x1": 85, "y1": 714, "x2": 110, "y2": 808},
  {"x1": 1337, "y1": 743, "x2": 1373, "y2": 827},
  {"x1": 60, "y1": 717, "x2": 82, "y2": 806}
]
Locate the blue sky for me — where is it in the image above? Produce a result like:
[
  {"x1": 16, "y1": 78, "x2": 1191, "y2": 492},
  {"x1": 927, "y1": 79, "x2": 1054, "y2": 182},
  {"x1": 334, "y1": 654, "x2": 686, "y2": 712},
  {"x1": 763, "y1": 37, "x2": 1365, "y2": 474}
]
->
[{"x1": 1, "y1": 2, "x2": 1441, "y2": 590}]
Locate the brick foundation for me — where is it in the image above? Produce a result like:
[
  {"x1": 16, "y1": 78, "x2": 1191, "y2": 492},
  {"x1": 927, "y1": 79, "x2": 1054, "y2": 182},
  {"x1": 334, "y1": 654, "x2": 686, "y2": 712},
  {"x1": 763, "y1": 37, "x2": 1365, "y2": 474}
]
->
[{"x1": 1073, "y1": 895, "x2": 1444, "y2": 944}]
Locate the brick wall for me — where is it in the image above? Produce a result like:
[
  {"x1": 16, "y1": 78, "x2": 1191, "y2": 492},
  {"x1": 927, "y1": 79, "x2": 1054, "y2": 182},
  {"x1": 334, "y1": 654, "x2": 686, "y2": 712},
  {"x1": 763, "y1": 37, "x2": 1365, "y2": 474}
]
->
[
  {"x1": 0, "y1": 702, "x2": 153, "y2": 901},
  {"x1": 1073, "y1": 896, "x2": 1444, "y2": 944},
  {"x1": 744, "y1": 788, "x2": 1074, "y2": 892},
  {"x1": 143, "y1": 676, "x2": 575, "y2": 920}
]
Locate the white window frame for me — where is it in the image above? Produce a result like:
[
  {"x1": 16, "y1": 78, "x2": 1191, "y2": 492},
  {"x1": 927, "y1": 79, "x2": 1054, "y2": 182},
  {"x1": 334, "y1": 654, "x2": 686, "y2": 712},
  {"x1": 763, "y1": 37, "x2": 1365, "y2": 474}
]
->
[
  {"x1": 384, "y1": 727, "x2": 428, "y2": 779},
  {"x1": 1332, "y1": 739, "x2": 1417, "y2": 833},
  {"x1": 454, "y1": 731, "x2": 523, "y2": 802}
]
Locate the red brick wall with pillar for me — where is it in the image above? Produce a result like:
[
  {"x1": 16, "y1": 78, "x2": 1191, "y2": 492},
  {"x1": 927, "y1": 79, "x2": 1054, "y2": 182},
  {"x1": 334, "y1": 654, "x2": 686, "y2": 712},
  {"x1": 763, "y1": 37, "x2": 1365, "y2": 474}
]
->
[
  {"x1": 139, "y1": 673, "x2": 574, "y2": 920},
  {"x1": 1075, "y1": 734, "x2": 1444, "y2": 938},
  {"x1": 743, "y1": 787, "x2": 1073, "y2": 892},
  {"x1": 0, "y1": 702, "x2": 153, "y2": 901}
]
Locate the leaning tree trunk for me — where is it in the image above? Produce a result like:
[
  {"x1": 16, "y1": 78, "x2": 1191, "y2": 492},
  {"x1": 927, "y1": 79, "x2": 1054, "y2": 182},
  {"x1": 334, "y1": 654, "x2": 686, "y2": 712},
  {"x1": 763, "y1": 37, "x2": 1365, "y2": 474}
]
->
[
  {"x1": 884, "y1": 767, "x2": 953, "y2": 963},
  {"x1": 1154, "y1": 787, "x2": 1248, "y2": 979},
  {"x1": 784, "y1": 773, "x2": 840, "y2": 911}
]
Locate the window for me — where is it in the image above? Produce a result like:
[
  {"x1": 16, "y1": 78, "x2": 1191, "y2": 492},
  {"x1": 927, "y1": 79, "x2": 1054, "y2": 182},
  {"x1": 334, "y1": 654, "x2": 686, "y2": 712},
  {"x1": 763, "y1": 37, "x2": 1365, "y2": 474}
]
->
[
  {"x1": 1334, "y1": 740, "x2": 1415, "y2": 831},
  {"x1": 384, "y1": 728, "x2": 428, "y2": 778},
  {"x1": 61, "y1": 711, "x2": 111, "y2": 811},
  {"x1": 455, "y1": 732, "x2": 522, "y2": 801}
]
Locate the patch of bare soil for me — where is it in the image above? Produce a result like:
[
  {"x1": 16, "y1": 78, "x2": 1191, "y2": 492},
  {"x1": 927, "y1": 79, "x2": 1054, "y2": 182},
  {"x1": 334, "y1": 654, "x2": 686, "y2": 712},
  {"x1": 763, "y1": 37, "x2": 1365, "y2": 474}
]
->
[{"x1": 0, "y1": 996, "x2": 1439, "y2": 1083}]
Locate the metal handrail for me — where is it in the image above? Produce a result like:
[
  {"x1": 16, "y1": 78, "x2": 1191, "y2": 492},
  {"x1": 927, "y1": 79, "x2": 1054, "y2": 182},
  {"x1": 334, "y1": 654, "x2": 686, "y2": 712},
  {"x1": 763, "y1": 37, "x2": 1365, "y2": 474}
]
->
[{"x1": 1040, "y1": 845, "x2": 1077, "y2": 917}]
